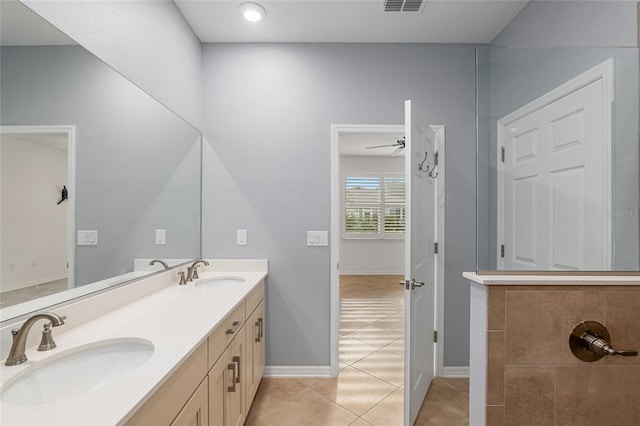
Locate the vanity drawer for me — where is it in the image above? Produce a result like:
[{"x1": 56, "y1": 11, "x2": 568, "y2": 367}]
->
[
  {"x1": 208, "y1": 301, "x2": 246, "y2": 369},
  {"x1": 245, "y1": 279, "x2": 265, "y2": 318}
]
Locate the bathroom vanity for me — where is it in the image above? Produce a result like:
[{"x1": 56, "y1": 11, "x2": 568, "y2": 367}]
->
[
  {"x1": 0, "y1": 260, "x2": 267, "y2": 425},
  {"x1": 464, "y1": 273, "x2": 640, "y2": 426}
]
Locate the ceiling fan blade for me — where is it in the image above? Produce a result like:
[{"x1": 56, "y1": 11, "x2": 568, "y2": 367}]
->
[{"x1": 365, "y1": 143, "x2": 402, "y2": 149}]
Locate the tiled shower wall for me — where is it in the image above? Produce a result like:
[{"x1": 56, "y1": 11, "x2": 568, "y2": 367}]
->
[{"x1": 485, "y1": 285, "x2": 640, "y2": 425}]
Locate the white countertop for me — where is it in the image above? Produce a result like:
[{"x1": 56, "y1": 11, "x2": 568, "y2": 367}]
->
[
  {"x1": 0, "y1": 269, "x2": 266, "y2": 425},
  {"x1": 464, "y1": 271, "x2": 640, "y2": 286}
]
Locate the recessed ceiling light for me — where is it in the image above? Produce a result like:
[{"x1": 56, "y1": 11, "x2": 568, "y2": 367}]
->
[{"x1": 239, "y1": 3, "x2": 266, "y2": 23}]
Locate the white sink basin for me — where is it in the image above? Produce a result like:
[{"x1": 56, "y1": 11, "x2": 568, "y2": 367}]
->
[
  {"x1": 196, "y1": 276, "x2": 246, "y2": 288},
  {"x1": 1, "y1": 338, "x2": 154, "y2": 406}
]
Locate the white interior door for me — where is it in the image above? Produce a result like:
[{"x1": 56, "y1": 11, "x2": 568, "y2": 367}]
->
[
  {"x1": 498, "y1": 68, "x2": 611, "y2": 270},
  {"x1": 403, "y1": 100, "x2": 435, "y2": 425}
]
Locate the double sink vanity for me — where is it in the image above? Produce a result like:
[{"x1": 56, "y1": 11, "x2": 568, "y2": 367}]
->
[{"x1": 0, "y1": 259, "x2": 267, "y2": 425}]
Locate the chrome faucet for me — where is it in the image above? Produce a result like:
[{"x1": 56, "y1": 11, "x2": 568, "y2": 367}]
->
[
  {"x1": 186, "y1": 259, "x2": 210, "y2": 281},
  {"x1": 5, "y1": 312, "x2": 66, "y2": 366},
  {"x1": 149, "y1": 259, "x2": 170, "y2": 269}
]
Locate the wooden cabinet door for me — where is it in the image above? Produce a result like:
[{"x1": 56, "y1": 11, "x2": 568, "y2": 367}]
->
[
  {"x1": 246, "y1": 300, "x2": 265, "y2": 408},
  {"x1": 172, "y1": 379, "x2": 208, "y2": 426},
  {"x1": 226, "y1": 326, "x2": 246, "y2": 426},
  {"x1": 208, "y1": 347, "x2": 229, "y2": 426}
]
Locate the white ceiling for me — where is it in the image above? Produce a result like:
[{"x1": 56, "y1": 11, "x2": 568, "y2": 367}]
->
[
  {"x1": 0, "y1": 0, "x2": 75, "y2": 46},
  {"x1": 176, "y1": 0, "x2": 529, "y2": 43}
]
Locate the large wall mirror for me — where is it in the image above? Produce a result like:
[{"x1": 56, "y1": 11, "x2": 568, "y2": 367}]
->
[
  {"x1": 477, "y1": 45, "x2": 639, "y2": 272},
  {"x1": 0, "y1": 1, "x2": 201, "y2": 320}
]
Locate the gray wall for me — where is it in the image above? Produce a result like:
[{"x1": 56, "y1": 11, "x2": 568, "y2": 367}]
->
[
  {"x1": 1, "y1": 46, "x2": 201, "y2": 285},
  {"x1": 202, "y1": 43, "x2": 477, "y2": 368},
  {"x1": 22, "y1": 0, "x2": 203, "y2": 130},
  {"x1": 476, "y1": 1, "x2": 640, "y2": 270},
  {"x1": 491, "y1": 0, "x2": 638, "y2": 47}
]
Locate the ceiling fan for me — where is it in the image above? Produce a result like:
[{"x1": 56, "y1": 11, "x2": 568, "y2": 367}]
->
[{"x1": 365, "y1": 137, "x2": 405, "y2": 156}]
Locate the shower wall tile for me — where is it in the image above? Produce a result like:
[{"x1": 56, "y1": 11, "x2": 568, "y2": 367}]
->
[
  {"x1": 486, "y1": 405, "x2": 505, "y2": 426},
  {"x1": 476, "y1": 284, "x2": 640, "y2": 425},
  {"x1": 486, "y1": 331, "x2": 504, "y2": 405},
  {"x1": 504, "y1": 366, "x2": 555, "y2": 426},
  {"x1": 555, "y1": 365, "x2": 640, "y2": 425},
  {"x1": 504, "y1": 289, "x2": 604, "y2": 365},
  {"x1": 604, "y1": 290, "x2": 640, "y2": 365},
  {"x1": 487, "y1": 287, "x2": 505, "y2": 331}
]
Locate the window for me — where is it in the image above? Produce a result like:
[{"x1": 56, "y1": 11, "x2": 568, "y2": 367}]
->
[{"x1": 344, "y1": 174, "x2": 405, "y2": 238}]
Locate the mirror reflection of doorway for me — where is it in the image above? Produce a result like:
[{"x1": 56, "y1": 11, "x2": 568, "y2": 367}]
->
[{"x1": 0, "y1": 126, "x2": 74, "y2": 308}]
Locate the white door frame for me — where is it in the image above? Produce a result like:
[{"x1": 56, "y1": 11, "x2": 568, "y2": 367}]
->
[
  {"x1": 497, "y1": 59, "x2": 613, "y2": 270},
  {"x1": 0, "y1": 125, "x2": 76, "y2": 288},
  {"x1": 330, "y1": 124, "x2": 445, "y2": 378}
]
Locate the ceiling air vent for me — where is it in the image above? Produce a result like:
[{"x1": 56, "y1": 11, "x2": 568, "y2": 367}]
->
[{"x1": 383, "y1": 0, "x2": 424, "y2": 12}]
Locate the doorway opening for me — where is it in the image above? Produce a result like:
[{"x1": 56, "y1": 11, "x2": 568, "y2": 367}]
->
[
  {"x1": 330, "y1": 123, "x2": 446, "y2": 423},
  {"x1": 0, "y1": 125, "x2": 75, "y2": 308}
]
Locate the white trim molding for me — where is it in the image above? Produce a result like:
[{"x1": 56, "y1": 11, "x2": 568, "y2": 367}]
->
[
  {"x1": 264, "y1": 366, "x2": 332, "y2": 378},
  {"x1": 443, "y1": 366, "x2": 470, "y2": 378}
]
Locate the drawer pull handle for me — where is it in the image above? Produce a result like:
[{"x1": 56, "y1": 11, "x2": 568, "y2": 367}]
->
[
  {"x1": 258, "y1": 317, "x2": 264, "y2": 339},
  {"x1": 227, "y1": 362, "x2": 237, "y2": 392},
  {"x1": 255, "y1": 320, "x2": 261, "y2": 343},
  {"x1": 233, "y1": 355, "x2": 241, "y2": 383},
  {"x1": 226, "y1": 321, "x2": 241, "y2": 335}
]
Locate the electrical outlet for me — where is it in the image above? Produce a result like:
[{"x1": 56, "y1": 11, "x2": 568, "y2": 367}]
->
[
  {"x1": 155, "y1": 229, "x2": 166, "y2": 245},
  {"x1": 77, "y1": 230, "x2": 98, "y2": 246},
  {"x1": 237, "y1": 229, "x2": 247, "y2": 246},
  {"x1": 307, "y1": 231, "x2": 328, "y2": 247}
]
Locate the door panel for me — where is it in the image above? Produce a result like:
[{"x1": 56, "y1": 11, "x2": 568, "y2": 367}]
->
[
  {"x1": 403, "y1": 100, "x2": 435, "y2": 425},
  {"x1": 500, "y1": 77, "x2": 609, "y2": 270}
]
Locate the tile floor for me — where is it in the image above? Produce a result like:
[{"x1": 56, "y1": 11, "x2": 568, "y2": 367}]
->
[
  {"x1": 246, "y1": 275, "x2": 469, "y2": 425},
  {"x1": 0, "y1": 278, "x2": 68, "y2": 308}
]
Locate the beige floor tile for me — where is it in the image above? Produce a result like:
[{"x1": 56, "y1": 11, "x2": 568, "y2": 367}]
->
[
  {"x1": 350, "y1": 418, "x2": 374, "y2": 425},
  {"x1": 361, "y1": 386, "x2": 404, "y2": 426},
  {"x1": 346, "y1": 325, "x2": 403, "y2": 348},
  {"x1": 308, "y1": 366, "x2": 397, "y2": 416},
  {"x1": 340, "y1": 337, "x2": 380, "y2": 365},
  {"x1": 340, "y1": 319, "x2": 370, "y2": 335},
  {"x1": 373, "y1": 316, "x2": 404, "y2": 332},
  {"x1": 421, "y1": 378, "x2": 469, "y2": 418},
  {"x1": 382, "y1": 337, "x2": 404, "y2": 356},
  {"x1": 246, "y1": 386, "x2": 357, "y2": 426},
  {"x1": 414, "y1": 400, "x2": 468, "y2": 425},
  {"x1": 352, "y1": 349, "x2": 404, "y2": 387}
]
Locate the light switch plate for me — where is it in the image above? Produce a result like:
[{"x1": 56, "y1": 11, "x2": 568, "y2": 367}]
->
[
  {"x1": 155, "y1": 229, "x2": 166, "y2": 245},
  {"x1": 237, "y1": 229, "x2": 247, "y2": 246},
  {"x1": 307, "y1": 231, "x2": 328, "y2": 247},
  {"x1": 77, "y1": 230, "x2": 98, "y2": 246}
]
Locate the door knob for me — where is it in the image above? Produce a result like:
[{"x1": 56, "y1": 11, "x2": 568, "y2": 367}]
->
[
  {"x1": 569, "y1": 321, "x2": 638, "y2": 362},
  {"x1": 399, "y1": 279, "x2": 425, "y2": 290}
]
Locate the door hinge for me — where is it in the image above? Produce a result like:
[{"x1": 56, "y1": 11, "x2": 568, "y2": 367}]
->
[
  {"x1": 501, "y1": 244, "x2": 505, "y2": 258},
  {"x1": 434, "y1": 242, "x2": 439, "y2": 254},
  {"x1": 433, "y1": 330, "x2": 438, "y2": 343},
  {"x1": 501, "y1": 146, "x2": 505, "y2": 163}
]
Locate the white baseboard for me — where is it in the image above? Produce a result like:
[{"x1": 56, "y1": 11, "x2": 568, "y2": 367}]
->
[
  {"x1": 264, "y1": 366, "x2": 332, "y2": 377},
  {"x1": 443, "y1": 366, "x2": 469, "y2": 378},
  {"x1": 339, "y1": 272, "x2": 403, "y2": 276}
]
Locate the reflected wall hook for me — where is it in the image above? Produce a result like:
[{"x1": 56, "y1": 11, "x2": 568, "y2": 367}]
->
[
  {"x1": 57, "y1": 185, "x2": 68, "y2": 205},
  {"x1": 429, "y1": 151, "x2": 439, "y2": 178},
  {"x1": 418, "y1": 152, "x2": 430, "y2": 173}
]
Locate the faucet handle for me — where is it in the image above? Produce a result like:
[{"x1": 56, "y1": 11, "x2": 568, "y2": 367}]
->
[
  {"x1": 38, "y1": 323, "x2": 57, "y2": 351},
  {"x1": 178, "y1": 271, "x2": 187, "y2": 285}
]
